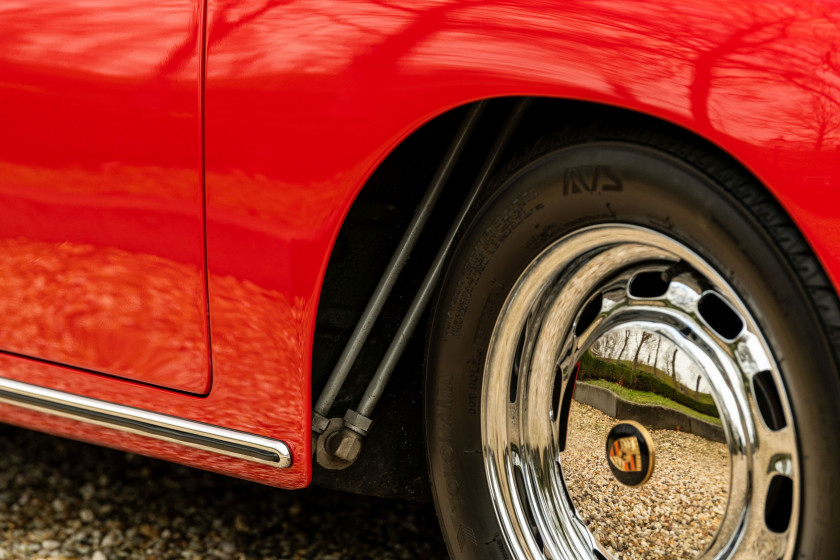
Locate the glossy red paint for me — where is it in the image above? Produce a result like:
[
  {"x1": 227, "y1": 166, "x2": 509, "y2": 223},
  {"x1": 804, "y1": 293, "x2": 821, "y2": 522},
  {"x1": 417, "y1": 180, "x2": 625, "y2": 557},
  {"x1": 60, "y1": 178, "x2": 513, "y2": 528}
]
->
[
  {"x1": 0, "y1": 1, "x2": 210, "y2": 394},
  {"x1": 0, "y1": 0, "x2": 837, "y2": 489}
]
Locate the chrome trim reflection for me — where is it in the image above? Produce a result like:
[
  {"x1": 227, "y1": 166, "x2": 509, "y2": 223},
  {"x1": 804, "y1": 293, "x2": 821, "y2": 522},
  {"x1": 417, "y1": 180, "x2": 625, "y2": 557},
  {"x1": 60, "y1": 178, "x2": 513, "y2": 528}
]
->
[{"x1": 0, "y1": 377, "x2": 292, "y2": 468}]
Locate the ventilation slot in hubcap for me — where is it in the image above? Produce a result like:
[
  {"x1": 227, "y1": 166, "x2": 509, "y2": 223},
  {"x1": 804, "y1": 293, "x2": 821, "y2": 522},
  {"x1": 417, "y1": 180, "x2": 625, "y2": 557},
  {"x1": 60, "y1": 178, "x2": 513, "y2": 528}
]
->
[
  {"x1": 510, "y1": 326, "x2": 527, "y2": 403},
  {"x1": 575, "y1": 294, "x2": 603, "y2": 336},
  {"x1": 514, "y1": 464, "x2": 544, "y2": 551},
  {"x1": 753, "y1": 370, "x2": 787, "y2": 431},
  {"x1": 765, "y1": 475, "x2": 794, "y2": 533},
  {"x1": 628, "y1": 270, "x2": 670, "y2": 298},
  {"x1": 698, "y1": 292, "x2": 744, "y2": 340},
  {"x1": 553, "y1": 363, "x2": 579, "y2": 451}
]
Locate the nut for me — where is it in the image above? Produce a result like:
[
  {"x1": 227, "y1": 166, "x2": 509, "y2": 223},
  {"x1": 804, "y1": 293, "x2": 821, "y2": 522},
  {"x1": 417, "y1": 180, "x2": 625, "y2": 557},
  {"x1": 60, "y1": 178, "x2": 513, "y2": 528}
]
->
[{"x1": 327, "y1": 428, "x2": 363, "y2": 464}]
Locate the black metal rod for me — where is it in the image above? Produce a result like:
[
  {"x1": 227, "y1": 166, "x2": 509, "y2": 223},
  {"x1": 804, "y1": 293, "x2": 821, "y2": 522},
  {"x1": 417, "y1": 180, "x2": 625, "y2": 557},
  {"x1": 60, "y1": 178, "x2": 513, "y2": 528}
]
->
[
  {"x1": 355, "y1": 99, "x2": 531, "y2": 418},
  {"x1": 312, "y1": 101, "x2": 488, "y2": 428}
]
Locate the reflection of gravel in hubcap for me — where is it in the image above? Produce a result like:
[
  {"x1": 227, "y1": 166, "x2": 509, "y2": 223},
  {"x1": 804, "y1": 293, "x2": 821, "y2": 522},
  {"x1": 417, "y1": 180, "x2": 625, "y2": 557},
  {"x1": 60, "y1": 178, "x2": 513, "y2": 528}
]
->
[
  {"x1": 563, "y1": 401, "x2": 729, "y2": 559},
  {"x1": 481, "y1": 225, "x2": 799, "y2": 560}
]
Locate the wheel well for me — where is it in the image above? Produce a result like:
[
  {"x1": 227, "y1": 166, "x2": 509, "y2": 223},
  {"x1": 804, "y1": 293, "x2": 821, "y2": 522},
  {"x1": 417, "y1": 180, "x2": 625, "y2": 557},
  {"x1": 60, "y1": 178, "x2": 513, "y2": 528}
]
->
[{"x1": 309, "y1": 96, "x2": 768, "y2": 498}]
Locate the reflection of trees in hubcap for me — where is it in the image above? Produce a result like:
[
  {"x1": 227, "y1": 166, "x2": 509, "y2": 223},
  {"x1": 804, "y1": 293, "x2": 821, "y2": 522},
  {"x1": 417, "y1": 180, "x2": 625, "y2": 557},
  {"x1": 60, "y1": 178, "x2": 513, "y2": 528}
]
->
[
  {"x1": 590, "y1": 327, "x2": 713, "y2": 399},
  {"x1": 580, "y1": 327, "x2": 723, "y2": 438},
  {"x1": 482, "y1": 225, "x2": 798, "y2": 560}
]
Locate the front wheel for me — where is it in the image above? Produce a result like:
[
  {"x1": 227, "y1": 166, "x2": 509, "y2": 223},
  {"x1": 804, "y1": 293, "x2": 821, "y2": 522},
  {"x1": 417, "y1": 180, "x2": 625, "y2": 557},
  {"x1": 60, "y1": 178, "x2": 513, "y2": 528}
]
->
[{"x1": 425, "y1": 127, "x2": 840, "y2": 560}]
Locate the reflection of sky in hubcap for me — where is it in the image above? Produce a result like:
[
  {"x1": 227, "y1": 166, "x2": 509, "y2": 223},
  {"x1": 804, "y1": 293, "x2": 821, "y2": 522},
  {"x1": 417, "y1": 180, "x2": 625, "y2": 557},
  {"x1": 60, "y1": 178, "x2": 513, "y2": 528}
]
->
[
  {"x1": 565, "y1": 326, "x2": 729, "y2": 558},
  {"x1": 587, "y1": 326, "x2": 715, "y2": 400}
]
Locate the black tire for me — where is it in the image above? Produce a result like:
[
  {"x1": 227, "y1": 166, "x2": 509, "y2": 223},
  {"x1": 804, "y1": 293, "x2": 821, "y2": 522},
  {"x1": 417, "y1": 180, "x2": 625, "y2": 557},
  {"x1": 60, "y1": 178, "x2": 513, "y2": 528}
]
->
[{"x1": 425, "y1": 121, "x2": 840, "y2": 560}]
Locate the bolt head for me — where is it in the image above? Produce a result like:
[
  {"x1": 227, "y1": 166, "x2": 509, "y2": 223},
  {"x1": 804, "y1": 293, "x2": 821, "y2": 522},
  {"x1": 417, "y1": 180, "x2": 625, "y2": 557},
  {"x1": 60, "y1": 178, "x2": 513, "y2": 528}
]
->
[{"x1": 328, "y1": 429, "x2": 363, "y2": 464}]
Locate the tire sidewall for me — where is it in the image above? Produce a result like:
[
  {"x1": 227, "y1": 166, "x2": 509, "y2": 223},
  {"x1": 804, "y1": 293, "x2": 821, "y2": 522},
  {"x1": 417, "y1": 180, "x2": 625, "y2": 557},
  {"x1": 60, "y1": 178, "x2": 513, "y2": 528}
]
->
[{"x1": 426, "y1": 142, "x2": 840, "y2": 559}]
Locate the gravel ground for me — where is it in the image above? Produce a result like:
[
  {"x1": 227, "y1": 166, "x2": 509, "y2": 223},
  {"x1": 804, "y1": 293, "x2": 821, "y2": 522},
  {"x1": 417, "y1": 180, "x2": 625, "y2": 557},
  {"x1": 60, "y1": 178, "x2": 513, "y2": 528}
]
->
[
  {"x1": 0, "y1": 425, "x2": 448, "y2": 560},
  {"x1": 563, "y1": 401, "x2": 730, "y2": 559},
  {"x1": 0, "y1": 402, "x2": 731, "y2": 560}
]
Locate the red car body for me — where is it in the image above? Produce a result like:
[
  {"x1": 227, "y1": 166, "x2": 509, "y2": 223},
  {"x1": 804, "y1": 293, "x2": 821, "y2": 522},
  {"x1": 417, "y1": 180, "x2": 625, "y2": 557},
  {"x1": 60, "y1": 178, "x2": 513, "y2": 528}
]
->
[{"x1": 0, "y1": 0, "x2": 837, "y2": 490}]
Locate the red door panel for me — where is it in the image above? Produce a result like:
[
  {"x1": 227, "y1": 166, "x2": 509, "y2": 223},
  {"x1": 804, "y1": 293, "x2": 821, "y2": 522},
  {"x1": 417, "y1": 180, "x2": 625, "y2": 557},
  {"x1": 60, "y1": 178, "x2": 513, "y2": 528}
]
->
[{"x1": 0, "y1": 1, "x2": 210, "y2": 394}]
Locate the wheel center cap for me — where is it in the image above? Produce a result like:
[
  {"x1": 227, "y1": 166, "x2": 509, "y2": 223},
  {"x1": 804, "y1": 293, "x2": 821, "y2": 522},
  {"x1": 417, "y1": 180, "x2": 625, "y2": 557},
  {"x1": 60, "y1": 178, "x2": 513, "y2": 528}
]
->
[{"x1": 605, "y1": 421, "x2": 655, "y2": 487}]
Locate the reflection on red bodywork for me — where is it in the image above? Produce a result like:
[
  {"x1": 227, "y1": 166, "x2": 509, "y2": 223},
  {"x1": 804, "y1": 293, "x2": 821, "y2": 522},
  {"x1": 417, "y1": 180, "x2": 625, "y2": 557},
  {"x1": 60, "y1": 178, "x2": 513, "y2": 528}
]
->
[
  {"x1": 0, "y1": 0, "x2": 837, "y2": 489},
  {"x1": 0, "y1": 403, "x2": 297, "y2": 488},
  {"x1": 0, "y1": 267, "x2": 310, "y2": 488},
  {"x1": 0, "y1": 239, "x2": 206, "y2": 390},
  {"x1": 0, "y1": 1, "x2": 209, "y2": 393},
  {"x1": 202, "y1": 0, "x2": 838, "y2": 487}
]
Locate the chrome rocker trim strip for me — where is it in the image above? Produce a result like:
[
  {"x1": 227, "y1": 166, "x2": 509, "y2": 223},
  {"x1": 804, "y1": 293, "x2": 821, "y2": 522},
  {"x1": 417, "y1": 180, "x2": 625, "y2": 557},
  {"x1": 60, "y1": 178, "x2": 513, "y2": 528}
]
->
[{"x1": 0, "y1": 377, "x2": 292, "y2": 468}]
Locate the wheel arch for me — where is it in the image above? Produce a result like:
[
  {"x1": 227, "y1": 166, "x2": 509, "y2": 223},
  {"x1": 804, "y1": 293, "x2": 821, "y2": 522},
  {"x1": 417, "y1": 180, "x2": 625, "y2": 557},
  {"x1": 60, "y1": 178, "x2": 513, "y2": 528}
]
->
[{"x1": 307, "y1": 92, "x2": 833, "y2": 497}]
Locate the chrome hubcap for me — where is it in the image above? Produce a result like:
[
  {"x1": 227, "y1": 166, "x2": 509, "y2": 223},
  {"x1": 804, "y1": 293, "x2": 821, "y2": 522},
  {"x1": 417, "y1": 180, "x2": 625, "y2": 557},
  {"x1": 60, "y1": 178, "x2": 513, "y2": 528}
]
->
[{"x1": 482, "y1": 225, "x2": 799, "y2": 560}]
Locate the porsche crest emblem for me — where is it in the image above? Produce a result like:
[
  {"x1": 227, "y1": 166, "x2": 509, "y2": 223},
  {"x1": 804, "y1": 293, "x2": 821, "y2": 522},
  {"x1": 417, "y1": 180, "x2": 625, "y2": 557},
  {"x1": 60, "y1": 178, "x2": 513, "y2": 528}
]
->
[
  {"x1": 605, "y1": 421, "x2": 655, "y2": 487},
  {"x1": 608, "y1": 436, "x2": 642, "y2": 472}
]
